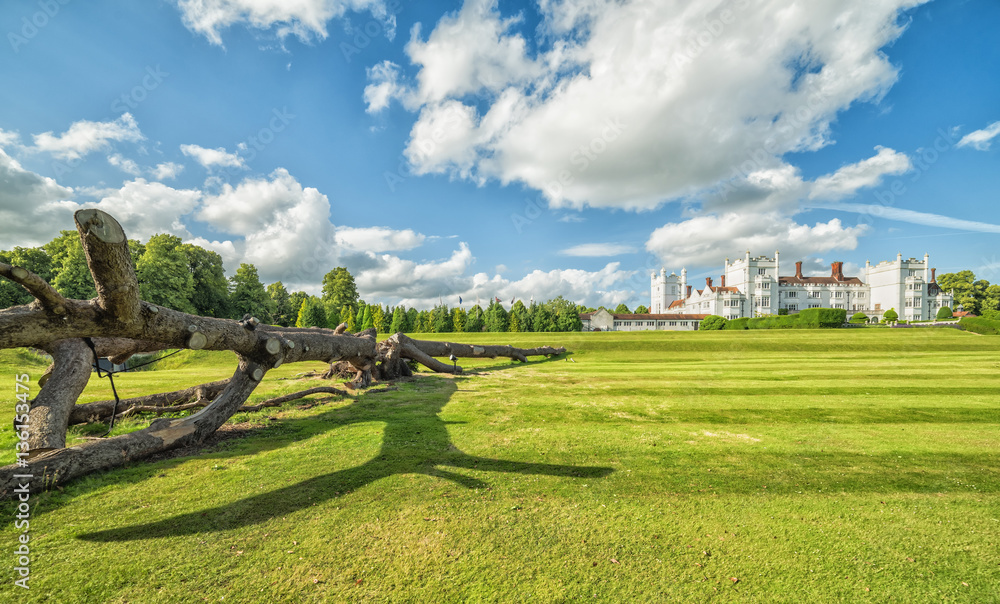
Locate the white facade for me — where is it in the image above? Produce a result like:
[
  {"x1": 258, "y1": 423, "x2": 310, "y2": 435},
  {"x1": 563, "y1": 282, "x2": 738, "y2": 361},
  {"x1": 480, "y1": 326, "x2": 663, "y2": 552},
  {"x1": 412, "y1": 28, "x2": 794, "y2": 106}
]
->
[
  {"x1": 581, "y1": 308, "x2": 707, "y2": 331},
  {"x1": 650, "y1": 252, "x2": 953, "y2": 321}
]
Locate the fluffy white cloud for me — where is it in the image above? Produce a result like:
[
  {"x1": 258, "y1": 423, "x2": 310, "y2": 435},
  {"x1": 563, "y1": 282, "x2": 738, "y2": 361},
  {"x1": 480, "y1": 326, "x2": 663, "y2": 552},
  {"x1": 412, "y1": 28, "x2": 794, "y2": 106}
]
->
[
  {"x1": 180, "y1": 144, "x2": 245, "y2": 169},
  {"x1": 0, "y1": 129, "x2": 20, "y2": 148},
  {"x1": 809, "y1": 146, "x2": 911, "y2": 201},
  {"x1": 91, "y1": 179, "x2": 201, "y2": 240},
  {"x1": 371, "y1": 0, "x2": 926, "y2": 211},
  {"x1": 152, "y1": 162, "x2": 185, "y2": 180},
  {"x1": 646, "y1": 212, "x2": 868, "y2": 268},
  {"x1": 197, "y1": 169, "x2": 336, "y2": 284},
  {"x1": 107, "y1": 153, "x2": 143, "y2": 176},
  {"x1": 31, "y1": 113, "x2": 143, "y2": 160},
  {"x1": 0, "y1": 149, "x2": 76, "y2": 245},
  {"x1": 175, "y1": 0, "x2": 394, "y2": 46},
  {"x1": 335, "y1": 226, "x2": 425, "y2": 252},
  {"x1": 957, "y1": 120, "x2": 1000, "y2": 151},
  {"x1": 560, "y1": 243, "x2": 637, "y2": 257}
]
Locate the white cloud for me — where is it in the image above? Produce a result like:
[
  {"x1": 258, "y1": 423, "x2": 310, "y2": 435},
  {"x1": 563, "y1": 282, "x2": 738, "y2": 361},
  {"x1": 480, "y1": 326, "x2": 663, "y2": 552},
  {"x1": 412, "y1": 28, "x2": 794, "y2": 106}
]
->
[
  {"x1": 90, "y1": 179, "x2": 201, "y2": 240},
  {"x1": 560, "y1": 243, "x2": 637, "y2": 257},
  {"x1": 180, "y1": 144, "x2": 245, "y2": 169},
  {"x1": 0, "y1": 129, "x2": 20, "y2": 148},
  {"x1": 152, "y1": 162, "x2": 185, "y2": 180},
  {"x1": 197, "y1": 169, "x2": 336, "y2": 284},
  {"x1": 349, "y1": 242, "x2": 475, "y2": 301},
  {"x1": 107, "y1": 153, "x2": 143, "y2": 176},
  {"x1": 31, "y1": 113, "x2": 144, "y2": 160},
  {"x1": 646, "y1": 212, "x2": 868, "y2": 268},
  {"x1": 174, "y1": 0, "x2": 394, "y2": 46},
  {"x1": 807, "y1": 203, "x2": 1000, "y2": 234},
  {"x1": 372, "y1": 0, "x2": 927, "y2": 211},
  {"x1": 0, "y1": 148, "x2": 77, "y2": 245},
  {"x1": 809, "y1": 146, "x2": 912, "y2": 201},
  {"x1": 334, "y1": 226, "x2": 426, "y2": 252},
  {"x1": 956, "y1": 120, "x2": 1000, "y2": 151}
]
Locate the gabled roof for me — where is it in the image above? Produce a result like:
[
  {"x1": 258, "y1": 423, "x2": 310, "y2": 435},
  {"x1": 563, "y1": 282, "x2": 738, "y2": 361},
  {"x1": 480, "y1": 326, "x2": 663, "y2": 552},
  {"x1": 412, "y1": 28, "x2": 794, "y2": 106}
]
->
[{"x1": 778, "y1": 276, "x2": 864, "y2": 285}]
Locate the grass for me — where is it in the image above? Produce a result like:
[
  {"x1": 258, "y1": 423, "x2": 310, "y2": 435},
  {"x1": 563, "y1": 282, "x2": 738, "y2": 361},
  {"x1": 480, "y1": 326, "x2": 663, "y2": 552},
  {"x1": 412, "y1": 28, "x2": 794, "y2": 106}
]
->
[{"x1": 1, "y1": 329, "x2": 999, "y2": 602}]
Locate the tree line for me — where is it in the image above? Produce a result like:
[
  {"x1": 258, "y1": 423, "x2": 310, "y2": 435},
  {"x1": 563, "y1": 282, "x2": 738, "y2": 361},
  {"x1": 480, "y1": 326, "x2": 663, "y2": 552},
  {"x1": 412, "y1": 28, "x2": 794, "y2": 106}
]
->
[
  {"x1": 936, "y1": 271, "x2": 1000, "y2": 319},
  {"x1": 0, "y1": 233, "x2": 587, "y2": 333}
]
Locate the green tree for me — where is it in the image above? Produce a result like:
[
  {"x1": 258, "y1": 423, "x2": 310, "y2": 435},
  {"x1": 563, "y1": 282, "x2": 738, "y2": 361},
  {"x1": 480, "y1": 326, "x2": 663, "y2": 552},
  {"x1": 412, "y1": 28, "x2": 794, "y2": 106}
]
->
[
  {"x1": 451, "y1": 307, "x2": 466, "y2": 333},
  {"x1": 267, "y1": 281, "x2": 293, "y2": 326},
  {"x1": 229, "y1": 263, "x2": 273, "y2": 323},
  {"x1": 935, "y1": 306, "x2": 953, "y2": 320},
  {"x1": 390, "y1": 306, "x2": 407, "y2": 333},
  {"x1": 342, "y1": 305, "x2": 357, "y2": 331},
  {"x1": 850, "y1": 311, "x2": 869, "y2": 323},
  {"x1": 359, "y1": 304, "x2": 374, "y2": 331},
  {"x1": 981, "y1": 285, "x2": 1000, "y2": 320},
  {"x1": 614, "y1": 303, "x2": 631, "y2": 314},
  {"x1": 179, "y1": 243, "x2": 229, "y2": 317},
  {"x1": 372, "y1": 305, "x2": 389, "y2": 333},
  {"x1": 288, "y1": 291, "x2": 309, "y2": 324},
  {"x1": 531, "y1": 304, "x2": 556, "y2": 332},
  {"x1": 295, "y1": 296, "x2": 327, "y2": 328},
  {"x1": 44, "y1": 230, "x2": 97, "y2": 300},
  {"x1": 549, "y1": 296, "x2": 584, "y2": 331},
  {"x1": 406, "y1": 308, "x2": 419, "y2": 332},
  {"x1": 634, "y1": 304, "x2": 649, "y2": 314},
  {"x1": 465, "y1": 305, "x2": 484, "y2": 332},
  {"x1": 432, "y1": 305, "x2": 453, "y2": 333},
  {"x1": 883, "y1": 308, "x2": 899, "y2": 322},
  {"x1": 937, "y1": 271, "x2": 987, "y2": 315},
  {"x1": 415, "y1": 310, "x2": 432, "y2": 332},
  {"x1": 508, "y1": 300, "x2": 529, "y2": 332},
  {"x1": 0, "y1": 246, "x2": 54, "y2": 308},
  {"x1": 700, "y1": 315, "x2": 727, "y2": 330},
  {"x1": 136, "y1": 234, "x2": 196, "y2": 313},
  {"x1": 321, "y1": 267, "x2": 359, "y2": 315},
  {"x1": 485, "y1": 301, "x2": 508, "y2": 332}
]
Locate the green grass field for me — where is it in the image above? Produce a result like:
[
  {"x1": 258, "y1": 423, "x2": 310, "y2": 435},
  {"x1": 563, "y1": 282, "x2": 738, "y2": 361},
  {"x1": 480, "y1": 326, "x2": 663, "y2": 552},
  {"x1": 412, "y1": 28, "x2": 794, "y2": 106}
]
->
[{"x1": 1, "y1": 329, "x2": 999, "y2": 602}]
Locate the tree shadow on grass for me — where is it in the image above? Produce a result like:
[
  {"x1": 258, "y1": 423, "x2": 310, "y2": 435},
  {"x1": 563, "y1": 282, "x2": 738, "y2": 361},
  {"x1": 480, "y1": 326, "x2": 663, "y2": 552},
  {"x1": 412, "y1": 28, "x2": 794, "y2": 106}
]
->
[{"x1": 77, "y1": 376, "x2": 613, "y2": 542}]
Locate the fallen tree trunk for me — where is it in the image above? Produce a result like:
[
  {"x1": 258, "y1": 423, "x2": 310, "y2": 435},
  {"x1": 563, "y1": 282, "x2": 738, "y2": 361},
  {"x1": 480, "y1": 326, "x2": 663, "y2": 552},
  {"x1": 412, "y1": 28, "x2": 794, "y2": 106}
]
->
[{"x1": 0, "y1": 208, "x2": 565, "y2": 498}]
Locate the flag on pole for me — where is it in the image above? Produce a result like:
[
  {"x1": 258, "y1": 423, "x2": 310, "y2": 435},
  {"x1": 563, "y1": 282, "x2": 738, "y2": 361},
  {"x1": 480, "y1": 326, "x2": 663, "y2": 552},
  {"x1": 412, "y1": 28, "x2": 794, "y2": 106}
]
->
[
  {"x1": 495, "y1": 296, "x2": 501, "y2": 303},
  {"x1": 459, "y1": 296, "x2": 462, "y2": 305},
  {"x1": 510, "y1": 297, "x2": 515, "y2": 305}
]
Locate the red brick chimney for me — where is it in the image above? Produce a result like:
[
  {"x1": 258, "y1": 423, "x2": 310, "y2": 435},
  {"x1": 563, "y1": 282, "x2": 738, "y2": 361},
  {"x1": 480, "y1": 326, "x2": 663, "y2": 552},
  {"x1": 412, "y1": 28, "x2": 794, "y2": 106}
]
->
[
  {"x1": 706, "y1": 277, "x2": 713, "y2": 288},
  {"x1": 931, "y1": 268, "x2": 937, "y2": 283},
  {"x1": 720, "y1": 275, "x2": 726, "y2": 287},
  {"x1": 831, "y1": 261, "x2": 844, "y2": 281},
  {"x1": 686, "y1": 285, "x2": 692, "y2": 297},
  {"x1": 795, "y1": 261, "x2": 803, "y2": 279}
]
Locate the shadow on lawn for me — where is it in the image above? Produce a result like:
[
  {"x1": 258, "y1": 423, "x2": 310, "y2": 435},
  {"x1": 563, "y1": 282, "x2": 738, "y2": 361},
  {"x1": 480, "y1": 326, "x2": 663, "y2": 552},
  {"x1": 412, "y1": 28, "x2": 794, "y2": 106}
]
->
[{"x1": 78, "y1": 375, "x2": 613, "y2": 542}]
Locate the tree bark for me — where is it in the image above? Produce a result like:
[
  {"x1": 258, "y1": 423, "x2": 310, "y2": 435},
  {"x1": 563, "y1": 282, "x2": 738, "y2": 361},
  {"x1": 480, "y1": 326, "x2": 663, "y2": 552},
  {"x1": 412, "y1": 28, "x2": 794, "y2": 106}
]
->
[
  {"x1": 68, "y1": 379, "x2": 231, "y2": 425},
  {"x1": 26, "y1": 339, "x2": 93, "y2": 454}
]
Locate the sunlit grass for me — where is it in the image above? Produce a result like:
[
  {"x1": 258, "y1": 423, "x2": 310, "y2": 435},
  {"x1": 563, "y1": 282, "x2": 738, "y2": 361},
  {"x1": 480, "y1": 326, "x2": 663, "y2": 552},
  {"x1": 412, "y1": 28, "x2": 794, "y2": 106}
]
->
[{"x1": 1, "y1": 329, "x2": 998, "y2": 602}]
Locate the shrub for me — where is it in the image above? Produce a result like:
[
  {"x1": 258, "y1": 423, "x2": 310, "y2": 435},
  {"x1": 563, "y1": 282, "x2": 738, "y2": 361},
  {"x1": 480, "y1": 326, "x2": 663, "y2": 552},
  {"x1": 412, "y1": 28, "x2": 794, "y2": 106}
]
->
[
  {"x1": 745, "y1": 308, "x2": 846, "y2": 330},
  {"x1": 936, "y1": 306, "x2": 953, "y2": 320},
  {"x1": 959, "y1": 316, "x2": 1000, "y2": 335},
  {"x1": 724, "y1": 317, "x2": 749, "y2": 330},
  {"x1": 700, "y1": 315, "x2": 727, "y2": 330},
  {"x1": 850, "y1": 312, "x2": 868, "y2": 324},
  {"x1": 777, "y1": 308, "x2": 788, "y2": 316},
  {"x1": 883, "y1": 308, "x2": 899, "y2": 322}
]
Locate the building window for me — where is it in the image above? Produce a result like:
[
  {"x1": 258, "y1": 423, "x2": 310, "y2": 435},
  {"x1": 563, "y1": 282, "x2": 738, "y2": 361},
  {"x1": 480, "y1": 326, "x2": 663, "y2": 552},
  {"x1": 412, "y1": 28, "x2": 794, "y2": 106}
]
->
[
  {"x1": 787, "y1": 304, "x2": 797, "y2": 311},
  {"x1": 758, "y1": 268, "x2": 766, "y2": 275},
  {"x1": 834, "y1": 291, "x2": 843, "y2": 298},
  {"x1": 669, "y1": 321, "x2": 677, "y2": 326},
  {"x1": 786, "y1": 291, "x2": 798, "y2": 298},
  {"x1": 908, "y1": 269, "x2": 916, "y2": 277},
  {"x1": 726, "y1": 299, "x2": 740, "y2": 307},
  {"x1": 760, "y1": 282, "x2": 770, "y2": 289},
  {"x1": 647, "y1": 321, "x2": 654, "y2": 326},
  {"x1": 809, "y1": 291, "x2": 821, "y2": 298},
  {"x1": 833, "y1": 304, "x2": 844, "y2": 309},
  {"x1": 809, "y1": 304, "x2": 821, "y2": 309},
  {"x1": 757, "y1": 297, "x2": 770, "y2": 306},
  {"x1": 857, "y1": 292, "x2": 866, "y2": 298}
]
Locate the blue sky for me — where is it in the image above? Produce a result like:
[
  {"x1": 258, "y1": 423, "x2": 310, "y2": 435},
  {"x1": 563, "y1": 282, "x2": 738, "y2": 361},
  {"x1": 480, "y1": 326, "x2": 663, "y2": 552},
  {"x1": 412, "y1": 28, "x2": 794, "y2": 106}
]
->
[{"x1": 1, "y1": 0, "x2": 998, "y2": 309}]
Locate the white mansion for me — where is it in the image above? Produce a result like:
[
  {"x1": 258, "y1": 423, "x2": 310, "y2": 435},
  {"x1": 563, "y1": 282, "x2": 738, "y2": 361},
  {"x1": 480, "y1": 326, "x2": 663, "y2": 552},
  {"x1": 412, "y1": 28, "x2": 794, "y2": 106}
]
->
[{"x1": 582, "y1": 252, "x2": 953, "y2": 332}]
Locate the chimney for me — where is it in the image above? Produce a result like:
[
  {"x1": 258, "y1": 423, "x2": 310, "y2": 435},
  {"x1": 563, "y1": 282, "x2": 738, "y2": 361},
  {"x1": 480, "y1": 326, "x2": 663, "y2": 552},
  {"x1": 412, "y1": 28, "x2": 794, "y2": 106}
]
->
[
  {"x1": 686, "y1": 285, "x2": 692, "y2": 297},
  {"x1": 706, "y1": 277, "x2": 713, "y2": 288},
  {"x1": 931, "y1": 268, "x2": 937, "y2": 283},
  {"x1": 795, "y1": 261, "x2": 803, "y2": 279},
  {"x1": 831, "y1": 261, "x2": 844, "y2": 281},
  {"x1": 720, "y1": 275, "x2": 726, "y2": 287}
]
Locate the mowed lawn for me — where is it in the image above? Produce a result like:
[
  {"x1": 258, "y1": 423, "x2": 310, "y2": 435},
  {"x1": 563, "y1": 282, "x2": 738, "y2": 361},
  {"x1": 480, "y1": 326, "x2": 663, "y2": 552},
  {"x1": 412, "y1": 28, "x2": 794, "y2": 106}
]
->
[{"x1": 1, "y1": 328, "x2": 999, "y2": 602}]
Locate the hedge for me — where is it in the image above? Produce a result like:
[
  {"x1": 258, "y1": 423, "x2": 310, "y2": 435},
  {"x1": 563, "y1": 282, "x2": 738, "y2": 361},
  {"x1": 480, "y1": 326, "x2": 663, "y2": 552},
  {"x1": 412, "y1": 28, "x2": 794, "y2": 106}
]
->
[
  {"x1": 746, "y1": 308, "x2": 847, "y2": 330},
  {"x1": 724, "y1": 317, "x2": 749, "y2": 330},
  {"x1": 700, "y1": 315, "x2": 727, "y2": 330},
  {"x1": 959, "y1": 316, "x2": 1000, "y2": 335}
]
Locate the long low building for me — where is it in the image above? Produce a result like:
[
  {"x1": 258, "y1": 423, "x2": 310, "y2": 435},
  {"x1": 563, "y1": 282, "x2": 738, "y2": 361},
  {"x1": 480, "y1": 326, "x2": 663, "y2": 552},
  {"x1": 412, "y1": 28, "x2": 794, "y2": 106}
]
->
[
  {"x1": 580, "y1": 310, "x2": 709, "y2": 332},
  {"x1": 651, "y1": 251, "x2": 952, "y2": 322}
]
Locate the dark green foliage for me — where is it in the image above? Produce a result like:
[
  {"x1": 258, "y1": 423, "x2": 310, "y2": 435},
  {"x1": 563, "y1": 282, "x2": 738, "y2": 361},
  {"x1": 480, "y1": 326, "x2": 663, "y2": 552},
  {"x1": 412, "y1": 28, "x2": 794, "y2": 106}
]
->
[
  {"x1": 465, "y1": 305, "x2": 484, "y2": 332},
  {"x1": 288, "y1": 291, "x2": 309, "y2": 323},
  {"x1": 372, "y1": 305, "x2": 390, "y2": 333},
  {"x1": 614, "y1": 303, "x2": 631, "y2": 314},
  {"x1": 295, "y1": 296, "x2": 327, "y2": 328},
  {"x1": 406, "y1": 308, "x2": 420, "y2": 332},
  {"x1": 777, "y1": 308, "x2": 789, "y2": 315},
  {"x1": 508, "y1": 300, "x2": 529, "y2": 332},
  {"x1": 229, "y1": 263, "x2": 273, "y2": 323},
  {"x1": 390, "y1": 306, "x2": 407, "y2": 333},
  {"x1": 724, "y1": 317, "x2": 749, "y2": 330},
  {"x1": 699, "y1": 315, "x2": 727, "y2": 330},
  {"x1": 0, "y1": 246, "x2": 54, "y2": 308},
  {"x1": 179, "y1": 243, "x2": 229, "y2": 317},
  {"x1": 44, "y1": 230, "x2": 97, "y2": 300},
  {"x1": 936, "y1": 306, "x2": 953, "y2": 320},
  {"x1": 633, "y1": 305, "x2": 649, "y2": 314},
  {"x1": 431, "y1": 305, "x2": 453, "y2": 332},
  {"x1": 958, "y1": 316, "x2": 1000, "y2": 335},
  {"x1": 485, "y1": 301, "x2": 508, "y2": 332},
  {"x1": 850, "y1": 312, "x2": 869, "y2": 323},
  {"x1": 937, "y1": 271, "x2": 987, "y2": 315},
  {"x1": 266, "y1": 282, "x2": 293, "y2": 326},
  {"x1": 136, "y1": 234, "x2": 196, "y2": 313},
  {"x1": 321, "y1": 267, "x2": 359, "y2": 315},
  {"x1": 883, "y1": 308, "x2": 899, "y2": 322}
]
